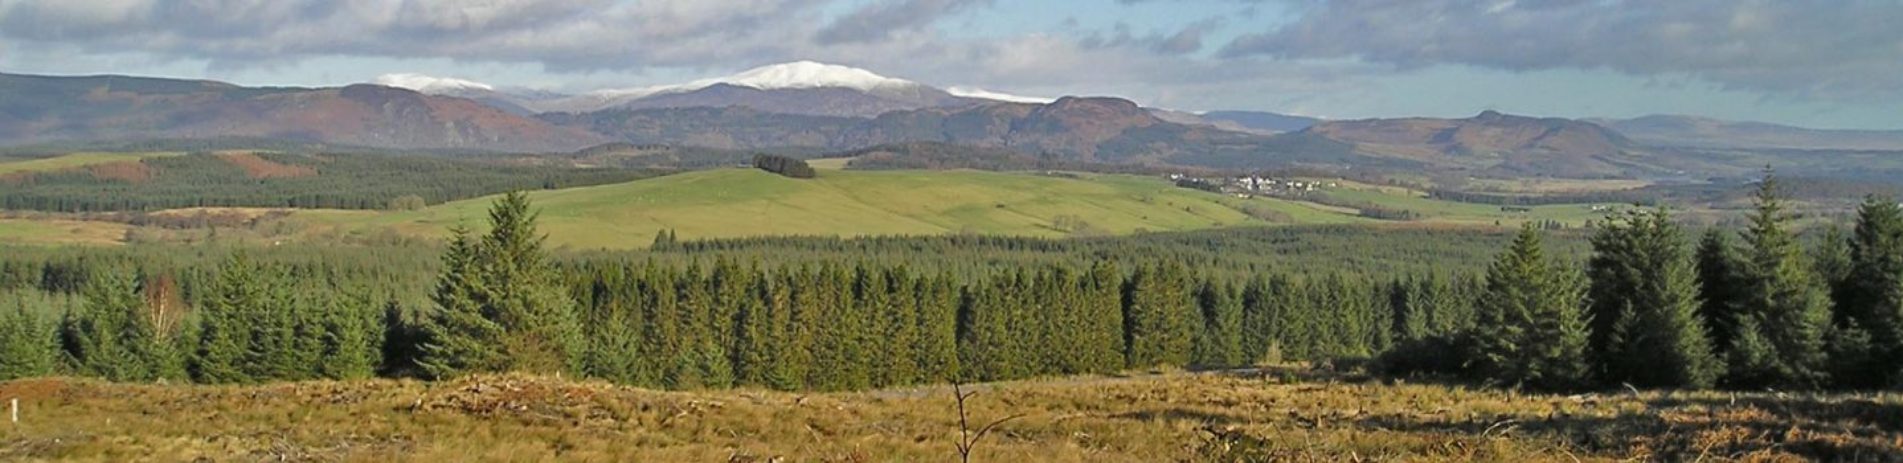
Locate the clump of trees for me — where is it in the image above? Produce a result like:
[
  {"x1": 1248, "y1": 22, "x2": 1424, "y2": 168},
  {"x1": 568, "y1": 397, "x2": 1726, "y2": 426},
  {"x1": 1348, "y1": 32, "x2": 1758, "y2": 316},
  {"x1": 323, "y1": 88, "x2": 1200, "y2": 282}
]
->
[
  {"x1": 1448, "y1": 169, "x2": 1898, "y2": 391},
  {"x1": 8, "y1": 169, "x2": 1903, "y2": 393},
  {"x1": 753, "y1": 154, "x2": 816, "y2": 179}
]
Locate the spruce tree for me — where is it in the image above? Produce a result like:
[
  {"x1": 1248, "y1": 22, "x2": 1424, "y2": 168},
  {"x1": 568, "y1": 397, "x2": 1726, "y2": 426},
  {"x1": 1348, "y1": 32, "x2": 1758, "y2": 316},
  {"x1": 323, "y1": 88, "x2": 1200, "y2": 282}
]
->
[
  {"x1": 1587, "y1": 208, "x2": 1721, "y2": 389},
  {"x1": 63, "y1": 270, "x2": 171, "y2": 382},
  {"x1": 1123, "y1": 263, "x2": 1195, "y2": 369},
  {"x1": 1840, "y1": 196, "x2": 1903, "y2": 386},
  {"x1": 0, "y1": 303, "x2": 59, "y2": 380},
  {"x1": 419, "y1": 193, "x2": 584, "y2": 378},
  {"x1": 1731, "y1": 170, "x2": 1832, "y2": 389},
  {"x1": 1469, "y1": 225, "x2": 1592, "y2": 390},
  {"x1": 1192, "y1": 281, "x2": 1244, "y2": 368},
  {"x1": 417, "y1": 226, "x2": 506, "y2": 379},
  {"x1": 479, "y1": 191, "x2": 585, "y2": 375},
  {"x1": 1696, "y1": 228, "x2": 1747, "y2": 351}
]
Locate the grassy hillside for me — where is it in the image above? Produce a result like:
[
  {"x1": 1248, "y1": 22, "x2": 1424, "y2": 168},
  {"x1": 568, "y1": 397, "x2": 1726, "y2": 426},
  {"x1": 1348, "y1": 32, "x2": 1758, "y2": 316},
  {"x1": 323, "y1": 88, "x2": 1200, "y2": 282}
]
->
[
  {"x1": 2, "y1": 369, "x2": 1892, "y2": 462},
  {"x1": 0, "y1": 218, "x2": 128, "y2": 246},
  {"x1": 295, "y1": 168, "x2": 1269, "y2": 249},
  {"x1": 0, "y1": 152, "x2": 181, "y2": 175},
  {"x1": 0, "y1": 165, "x2": 1627, "y2": 248}
]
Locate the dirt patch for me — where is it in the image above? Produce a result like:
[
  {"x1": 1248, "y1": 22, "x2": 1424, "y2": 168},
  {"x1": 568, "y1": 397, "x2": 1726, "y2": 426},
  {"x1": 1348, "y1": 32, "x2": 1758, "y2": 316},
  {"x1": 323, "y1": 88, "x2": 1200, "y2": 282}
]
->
[
  {"x1": 0, "y1": 378, "x2": 79, "y2": 401},
  {"x1": 87, "y1": 161, "x2": 153, "y2": 183},
  {"x1": 217, "y1": 151, "x2": 317, "y2": 179}
]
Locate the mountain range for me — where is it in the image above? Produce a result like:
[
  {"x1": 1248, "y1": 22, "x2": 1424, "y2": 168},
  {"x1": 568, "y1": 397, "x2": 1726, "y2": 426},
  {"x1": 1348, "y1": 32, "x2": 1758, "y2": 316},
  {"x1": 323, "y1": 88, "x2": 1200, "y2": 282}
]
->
[{"x1": 3, "y1": 62, "x2": 1899, "y2": 179}]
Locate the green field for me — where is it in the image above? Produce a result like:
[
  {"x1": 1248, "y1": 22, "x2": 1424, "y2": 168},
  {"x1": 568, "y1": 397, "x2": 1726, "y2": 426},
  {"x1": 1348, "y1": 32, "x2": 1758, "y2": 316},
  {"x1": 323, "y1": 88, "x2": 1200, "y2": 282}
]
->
[
  {"x1": 0, "y1": 218, "x2": 128, "y2": 246},
  {"x1": 295, "y1": 168, "x2": 1275, "y2": 249},
  {"x1": 0, "y1": 166, "x2": 1621, "y2": 248},
  {"x1": 1315, "y1": 179, "x2": 1619, "y2": 224},
  {"x1": 0, "y1": 151, "x2": 181, "y2": 175}
]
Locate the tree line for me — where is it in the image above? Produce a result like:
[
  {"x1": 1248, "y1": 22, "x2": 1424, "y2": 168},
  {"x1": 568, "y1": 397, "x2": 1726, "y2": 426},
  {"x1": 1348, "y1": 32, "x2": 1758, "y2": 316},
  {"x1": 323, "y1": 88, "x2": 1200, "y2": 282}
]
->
[
  {"x1": 1448, "y1": 171, "x2": 1903, "y2": 390},
  {"x1": 0, "y1": 151, "x2": 654, "y2": 212},
  {"x1": 7, "y1": 171, "x2": 1903, "y2": 391}
]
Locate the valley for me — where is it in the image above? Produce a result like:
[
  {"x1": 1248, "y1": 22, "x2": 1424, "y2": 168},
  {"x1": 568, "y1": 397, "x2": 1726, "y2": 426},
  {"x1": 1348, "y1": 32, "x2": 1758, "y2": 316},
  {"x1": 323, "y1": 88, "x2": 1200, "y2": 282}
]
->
[
  {"x1": 4, "y1": 24, "x2": 1902, "y2": 462},
  {"x1": 0, "y1": 152, "x2": 1628, "y2": 249}
]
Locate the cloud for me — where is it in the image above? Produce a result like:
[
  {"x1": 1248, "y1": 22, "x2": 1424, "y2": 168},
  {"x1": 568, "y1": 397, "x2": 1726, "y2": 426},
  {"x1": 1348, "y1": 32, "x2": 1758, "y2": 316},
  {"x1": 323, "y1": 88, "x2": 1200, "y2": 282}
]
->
[
  {"x1": 0, "y1": 0, "x2": 833, "y2": 70},
  {"x1": 814, "y1": 0, "x2": 991, "y2": 45},
  {"x1": 1220, "y1": 0, "x2": 1903, "y2": 100}
]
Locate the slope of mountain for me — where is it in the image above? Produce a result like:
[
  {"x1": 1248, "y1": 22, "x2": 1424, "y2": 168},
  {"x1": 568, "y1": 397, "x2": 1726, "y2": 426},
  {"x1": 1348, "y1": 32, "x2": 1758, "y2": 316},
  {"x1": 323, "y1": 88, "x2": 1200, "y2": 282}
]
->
[
  {"x1": 544, "y1": 96, "x2": 1366, "y2": 168},
  {"x1": 1305, "y1": 111, "x2": 1643, "y2": 177},
  {"x1": 1592, "y1": 115, "x2": 1903, "y2": 151},
  {"x1": 1201, "y1": 111, "x2": 1323, "y2": 133},
  {"x1": 0, "y1": 72, "x2": 603, "y2": 152}
]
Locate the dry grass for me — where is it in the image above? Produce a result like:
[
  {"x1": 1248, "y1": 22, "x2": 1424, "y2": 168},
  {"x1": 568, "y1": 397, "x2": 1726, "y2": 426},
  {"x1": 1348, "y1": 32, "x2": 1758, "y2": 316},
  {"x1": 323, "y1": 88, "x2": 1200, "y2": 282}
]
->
[
  {"x1": 2, "y1": 369, "x2": 1900, "y2": 462},
  {"x1": 216, "y1": 151, "x2": 317, "y2": 179}
]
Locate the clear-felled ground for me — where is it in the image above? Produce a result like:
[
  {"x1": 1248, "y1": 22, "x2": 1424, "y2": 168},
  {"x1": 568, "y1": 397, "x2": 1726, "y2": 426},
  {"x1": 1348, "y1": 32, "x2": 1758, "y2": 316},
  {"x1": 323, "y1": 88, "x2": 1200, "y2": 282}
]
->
[{"x1": 3, "y1": 367, "x2": 1901, "y2": 462}]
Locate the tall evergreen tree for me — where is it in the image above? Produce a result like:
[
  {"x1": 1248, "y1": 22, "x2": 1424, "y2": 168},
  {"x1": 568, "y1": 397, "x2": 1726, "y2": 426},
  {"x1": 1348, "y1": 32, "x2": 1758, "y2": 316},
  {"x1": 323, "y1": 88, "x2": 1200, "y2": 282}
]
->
[
  {"x1": 1837, "y1": 196, "x2": 1903, "y2": 387},
  {"x1": 1730, "y1": 170, "x2": 1832, "y2": 389},
  {"x1": 420, "y1": 192, "x2": 584, "y2": 378},
  {"x1": 1193, "y1": 281, "x2": 1245, "y2": 368},
  {"x1": 417, "y1": 226, "x2": 505, "y2": 379},
  {"x1": 1123, "y1": 263, "x2": 1196, "y2": 369},
  {"x1": 1469, "y1": 225, "x2": 1592, "y2": 390},
  {"x1": 1587, "y1": 208, "x2": 1721, "y2": 389},
  {"x1": 63, "y1": 270, "x2": 175, "y2": 382},
  {"x1": 1696, "y1": 228, "x2": 1747, "y2": 352}
]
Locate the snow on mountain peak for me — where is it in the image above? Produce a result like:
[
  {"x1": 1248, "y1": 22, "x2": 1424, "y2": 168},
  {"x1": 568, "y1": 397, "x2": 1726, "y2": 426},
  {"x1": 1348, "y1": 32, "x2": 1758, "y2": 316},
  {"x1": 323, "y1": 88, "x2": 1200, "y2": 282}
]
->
[
  {"x1": 711, "y1": 61, "x2": 919, "y2": 91},
  {"x1": 374, "y1": 73, "x2": 494, "y2": 93},
  {"x1": 589, "y1": 61, "x2": 921, "y2": 99},
  {"x1": 947, "y1": 86, "x2": 1056, "y2": 104}
]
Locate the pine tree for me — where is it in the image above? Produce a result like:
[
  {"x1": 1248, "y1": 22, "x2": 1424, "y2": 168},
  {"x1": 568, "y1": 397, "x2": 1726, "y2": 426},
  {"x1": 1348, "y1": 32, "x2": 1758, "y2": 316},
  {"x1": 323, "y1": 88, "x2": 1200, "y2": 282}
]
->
[
  {"x1": 1840, "y1": 196, "x2": 1903, "y2": 386},
  {"x1": 63, "y1": 270, "x2": 171, "y2": 382},
  {"x1": 1696, "y1": 228, "x2": 1747, "y2": 352},
  {"x1": 1469, "y1": 225, "x2": 1592, "y2": 390},
  {"x1": 479, "y1": 191, "x2": 585, "y2": 375},
  {"x1": 1731, "y1": 170, "x2": 1832, "y2": 389},
  {"x1": 1193, "y1": 281, "x2": 1244, "y2": 368},
  {"x1": 315, "y1": 291, "x2": 382, "y2": 380},
  {"x1": 1123, "y1": 263, "x2": 1195, "y2": 369},
  {"x1": 0, "y1": 303, "x2": 59, "y2": 380},
  {"x1": 419, "y1": 193, "x2": 584, "y2": 378},
  {"x1": 915, "y1": 274, "x2": 961, "y2": 382},
  {"x1": 417, "y1": 226, "x2": 507, "y2": 379},
  {"x1": 1081, "y1": 261, "x2": 1124, "y2": 373},
  {"x1": 1588, "y1": 208, "x2": 1721, "y2": 389}
]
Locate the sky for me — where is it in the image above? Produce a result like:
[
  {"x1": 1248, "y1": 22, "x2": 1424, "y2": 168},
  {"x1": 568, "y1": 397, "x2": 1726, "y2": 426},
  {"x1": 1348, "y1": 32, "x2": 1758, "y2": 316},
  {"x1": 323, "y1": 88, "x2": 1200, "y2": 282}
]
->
[{"x1": 0, "y1": 0, "x2": 1899, "y2": 130}]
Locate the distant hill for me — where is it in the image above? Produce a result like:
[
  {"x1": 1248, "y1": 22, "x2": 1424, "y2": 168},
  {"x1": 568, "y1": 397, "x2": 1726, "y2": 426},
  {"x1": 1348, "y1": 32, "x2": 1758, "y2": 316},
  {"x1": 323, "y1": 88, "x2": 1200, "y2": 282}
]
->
[
  {"x1": 1200, "y1": 111, "x2": 1323, "y2": 133},
  {"x1": 457, "y1": 62, "x2": 982, "y2": 118},
  {"x1": 544, "y1": 96, "x2": 1369, "y2": 168},
  {"x1": 1305, "y1": 110, "x2": 1646, "y2": 177},
  {"x1": 0, "y1": 73, "x2": 604, "y2": 152},
  {"x1": 1591, "y1": 115, "x2": 1903, "y2": 151}
]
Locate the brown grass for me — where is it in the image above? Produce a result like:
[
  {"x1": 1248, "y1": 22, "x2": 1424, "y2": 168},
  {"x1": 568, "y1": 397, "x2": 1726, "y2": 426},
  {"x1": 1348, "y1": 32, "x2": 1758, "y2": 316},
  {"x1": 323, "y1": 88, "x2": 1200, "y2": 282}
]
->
[
  {"x1": 2, "y1": 370, "x2": 1899, "y2": 462},
  {"x1": 216, "y1": 151, "x2": 316, "y2": 179},
  {"x1": 84, "y1": 161, "x2": 153, "y2": 183}
]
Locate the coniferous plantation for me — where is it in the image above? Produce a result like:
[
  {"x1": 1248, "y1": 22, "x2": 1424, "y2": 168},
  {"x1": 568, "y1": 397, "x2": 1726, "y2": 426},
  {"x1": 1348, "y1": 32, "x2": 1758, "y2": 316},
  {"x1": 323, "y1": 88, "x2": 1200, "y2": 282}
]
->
[{"x1": 4, "y1": 171, "x2": 1900, "y2": 395}]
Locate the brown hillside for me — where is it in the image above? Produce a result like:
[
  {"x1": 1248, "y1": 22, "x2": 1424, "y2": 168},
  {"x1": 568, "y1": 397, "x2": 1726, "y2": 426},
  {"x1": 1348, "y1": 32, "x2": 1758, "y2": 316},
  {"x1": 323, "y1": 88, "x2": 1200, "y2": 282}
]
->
[
  {"x1": 0, "y1": 73, "x2": 604, "y2": 152},
  {"x1": 1306, "y1": 111, "x2": 1643, "y2": 177}
]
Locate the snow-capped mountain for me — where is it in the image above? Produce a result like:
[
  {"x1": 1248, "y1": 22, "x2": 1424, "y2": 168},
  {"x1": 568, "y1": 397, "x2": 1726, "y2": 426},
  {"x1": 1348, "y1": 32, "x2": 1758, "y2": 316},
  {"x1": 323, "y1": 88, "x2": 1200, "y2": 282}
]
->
[
  {"x1": 377, "y1": 61, "x2": 1069, "y2": 118},
  {"x1": 945, "y1": 87, "x2": 1055, "y2": 104},
  {"x1": 373, "y1": 73, "x2": 494, "y2": 93},
  {"x1": 537, "y1": 61, "x2": 970, "y2": 117}
]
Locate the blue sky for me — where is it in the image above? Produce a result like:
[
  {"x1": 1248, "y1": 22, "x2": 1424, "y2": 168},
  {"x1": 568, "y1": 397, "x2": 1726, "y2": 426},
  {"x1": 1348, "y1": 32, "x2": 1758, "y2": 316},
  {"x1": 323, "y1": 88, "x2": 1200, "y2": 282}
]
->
[{"x1": 1, "y1": 0, "x2": 1898, "y2": 129}]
